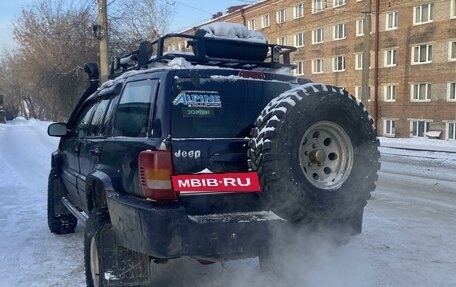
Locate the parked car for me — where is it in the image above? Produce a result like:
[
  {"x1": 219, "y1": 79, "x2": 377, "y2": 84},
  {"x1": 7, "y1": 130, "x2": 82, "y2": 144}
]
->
[{"x1": 47, "y1": 23, "x2": 379, "y2": 286}]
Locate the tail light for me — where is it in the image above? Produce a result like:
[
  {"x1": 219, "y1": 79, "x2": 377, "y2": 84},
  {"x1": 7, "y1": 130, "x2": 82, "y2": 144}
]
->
[{"x1": 138, "y1": 150, "x2": 177, "y2": 201}]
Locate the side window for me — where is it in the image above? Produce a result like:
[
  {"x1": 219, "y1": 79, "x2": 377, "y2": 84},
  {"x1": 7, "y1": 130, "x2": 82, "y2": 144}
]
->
[
  {"x1": 87, "y1": 98, "x2": 112, "y2": 137},
  {"x1": 73, "y1": 102, "x2": 98, "y2": 138},
  {"x1": 102, "y1": 96, "x2": 117, "y2": 133},
  {"x1": 113, "y1": 80, "x2": 157, "y2": 137}
]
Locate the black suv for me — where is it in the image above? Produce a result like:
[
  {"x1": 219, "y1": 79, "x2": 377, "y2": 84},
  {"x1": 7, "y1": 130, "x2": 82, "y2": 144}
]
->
[{"x1": 48, "y1": 23, "x2": 379, "y2": 286}]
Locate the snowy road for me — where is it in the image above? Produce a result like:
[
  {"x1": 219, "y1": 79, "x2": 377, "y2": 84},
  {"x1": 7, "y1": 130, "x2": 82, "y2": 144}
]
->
[{"x1": 0, "y1": 119, "x2": 455, "y2": 287}]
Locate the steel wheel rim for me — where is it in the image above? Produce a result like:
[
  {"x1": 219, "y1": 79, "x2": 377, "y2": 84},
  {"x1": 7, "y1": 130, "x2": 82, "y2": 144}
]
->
[
  {"x1": 299, "y1": 121, "x2": 354, "y2": 190},
  {"x1": 90, "y1": 236, "x2": 100, "y2": 287}
]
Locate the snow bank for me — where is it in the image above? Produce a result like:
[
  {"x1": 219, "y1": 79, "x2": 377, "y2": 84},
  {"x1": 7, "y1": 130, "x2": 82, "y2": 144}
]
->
[
  {"x1": 8, "y1": 116, "x2": 31, "y2": 125},
  {"x1": 199, "y1": 22, "x2": 267, "y2": 44},
  {"x1": 167, "y1": 57, "x2": 193, "y2": 69},
  {"x1": 379, "y1": 136, "x2": 456, "y2": 153}
]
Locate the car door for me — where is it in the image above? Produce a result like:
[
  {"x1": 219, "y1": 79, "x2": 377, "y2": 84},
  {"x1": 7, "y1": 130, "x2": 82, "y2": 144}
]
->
[
  {"x1": 60, "y1": 101, "x2": 98, "y2": 206},
  {"x1": 77, "y1": 95, "x2": 116, "y2": 210}
]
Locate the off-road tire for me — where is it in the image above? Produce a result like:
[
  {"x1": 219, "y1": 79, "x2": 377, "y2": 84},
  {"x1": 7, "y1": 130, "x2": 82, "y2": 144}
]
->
[
  {"x1": 47, "y1": 170, "x2": 77, "y2": 234},
  {"x1": 248, "y1": 83, "x2": 380, "y2": 225},
  {"x1": 84, "y1": 210, "x2": 109, "y2": 287},
  {"x1": 84, "y1": 210, "x2": 150, "y2": 287}
]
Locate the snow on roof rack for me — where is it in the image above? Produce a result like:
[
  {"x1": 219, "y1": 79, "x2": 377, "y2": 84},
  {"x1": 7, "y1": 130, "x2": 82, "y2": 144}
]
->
[{"x1": 108, "y1": 32, "x2": 297, "y2": 79}]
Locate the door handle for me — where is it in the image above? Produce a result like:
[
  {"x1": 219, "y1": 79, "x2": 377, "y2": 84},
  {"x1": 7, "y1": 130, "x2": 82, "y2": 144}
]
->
[{"x1": 90, "y1": 147, "x2": 101, "y2": 155}]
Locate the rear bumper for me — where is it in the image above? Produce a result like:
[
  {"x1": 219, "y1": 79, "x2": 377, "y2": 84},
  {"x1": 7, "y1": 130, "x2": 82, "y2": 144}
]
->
[{"x1": 106, "y1": 191, "x2": 284, "y2": 260}]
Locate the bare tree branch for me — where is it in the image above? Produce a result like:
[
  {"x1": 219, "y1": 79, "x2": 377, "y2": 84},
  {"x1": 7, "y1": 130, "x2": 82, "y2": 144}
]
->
[{"x1": 0, "y1": 0, "x2": 173, "y2": 120}]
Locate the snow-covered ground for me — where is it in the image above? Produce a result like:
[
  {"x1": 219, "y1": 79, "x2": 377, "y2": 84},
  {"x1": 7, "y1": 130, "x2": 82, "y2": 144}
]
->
[
  {"x1": 0, "y1": 118, "x2": 455, "y2": 287},
  {"x1": 379, "y1": 136, "x2": 456, "y2": 153},
  {"x1": 0, "y1": 118, "x2": 85, "y2": 287}
]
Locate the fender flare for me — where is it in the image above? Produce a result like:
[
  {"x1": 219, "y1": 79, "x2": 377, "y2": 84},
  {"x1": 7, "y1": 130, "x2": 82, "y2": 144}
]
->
[
  {"x1": 50, "y1": 150, "x2": 63, "y2": 171},
  {"x1": 85, "y1": 169, "x2": 117, "y2": 212}
]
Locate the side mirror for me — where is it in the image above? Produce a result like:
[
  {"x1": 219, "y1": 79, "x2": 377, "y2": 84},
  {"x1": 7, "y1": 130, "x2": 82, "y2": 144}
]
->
[{"x1": 48, "y1": 122, "x2": 68, "y2": 137}]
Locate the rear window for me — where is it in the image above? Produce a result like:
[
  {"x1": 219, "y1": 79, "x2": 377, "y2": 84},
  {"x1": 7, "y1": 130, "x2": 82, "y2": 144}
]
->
[{"x1": 171, "y1": 78, "x2": 263, "y2": 138}]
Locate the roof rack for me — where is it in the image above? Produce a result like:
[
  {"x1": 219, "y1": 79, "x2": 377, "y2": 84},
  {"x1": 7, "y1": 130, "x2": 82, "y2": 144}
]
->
[{"x1": 108, "y1": 33, "x2": 297, "y2": 79}]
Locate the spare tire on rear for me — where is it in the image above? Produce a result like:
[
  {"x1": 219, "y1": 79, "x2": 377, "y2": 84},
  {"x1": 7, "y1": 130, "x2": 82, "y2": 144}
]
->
[{"x1": 248, "y1": 83, "x2": 380, "y2": 225}]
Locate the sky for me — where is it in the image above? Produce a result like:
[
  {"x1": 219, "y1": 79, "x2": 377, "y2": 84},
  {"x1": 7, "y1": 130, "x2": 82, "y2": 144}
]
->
[
  {"x1": 0, "y1": 0, "x2": 252, "y2": 51},
  {"x1": 0, "y1": 0, "x2": 34, "y2": 50},
  {"x1": 166, "y1": 0, "x2": 251, "y2": 31}
]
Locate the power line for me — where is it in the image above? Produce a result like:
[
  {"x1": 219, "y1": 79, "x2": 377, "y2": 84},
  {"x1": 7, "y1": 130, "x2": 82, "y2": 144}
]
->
[{"x1": 166, "y1": 1, "x2": 213, "y2": 15}]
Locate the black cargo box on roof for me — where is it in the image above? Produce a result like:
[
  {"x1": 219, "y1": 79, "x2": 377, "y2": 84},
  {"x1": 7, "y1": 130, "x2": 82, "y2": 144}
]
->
[{"x1": 192, "y1": 28, "x2": 269, "y2": 62}]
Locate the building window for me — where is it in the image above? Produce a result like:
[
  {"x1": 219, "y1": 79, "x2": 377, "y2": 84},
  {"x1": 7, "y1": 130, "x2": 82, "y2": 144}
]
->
[
  {"x1": 384, "y1": 85, "x2": 396, "y2": 101},
  {"x1": 448, "y1": 82, "x2": 456, "y2": 101},
  {"x1": 276, "y1": 9, "x2": 286, "y2": 23},
  {"x1": 355, "y1": 53, "x2": 363, "y2": 70},
  {"x1": 333, "y1": 0, "x2": 346, "y2": 8},
  {"x1": 411, "y1": 83, "x2": 431, "y2": 101},
  {"x1": 447, "y1": 122, "x2": 456, "y2": 140},
  {"x1": 356, "y1": 53, "x2": 372, "y2": 69},
  {"x1": 384, "y1": 49, "x2": 397, "y2": 67},
  {"x1": 294, "y1": 3, "x2": 304, "y2": 18},
  {"x1": 312, "y1": 58, "x2": 324, "y2": 73},
  {"x1": 262, "y1": 14, "x2": 270, "y2": 28},
  {"x1": 355, "y1": 86, "x2": 371, "y2": 101},
  {"x1": 355, "y1": 86, "x2": 372, "y2": 101},
  {"x1": 452, "y1": 0, "x2": 456, "y2": 18},
  {"x1": 412, "y1": 44, "x2": 432, "y2": 64},
  {"x1": 277, "y1": 37, "x2": 286, "y2": 45},
  {"x1": 333, "y1": 56, "x2": 345, "y2": 72},
  {"x1": 384, "y1": 119, "x2": 396, "y2": 137},
  {"x1": 333, "y1": 23, "x2": 346, "y2": 40},
  {"x1": 354, "y1": 86, "x2": 361, "y2": 100},
  {"x1": 312, "y1": 0, "x2": 324, "y2": 13},
  {"x1": 295, "y1": 33, "x2": 304, "y2": 47},
  {"x1": 248, "y1": 19, "x2": 256, "y2": 30},
  {"x1": 414, "y1": 3, "x2": 434, "y2": 25},
  {"x1": 312, "y1": 28, "x2": 324, "y2": 44},
  {"x1": 295, "y1": 61, "x2": 304, "y2": 75},
  {"x1": 386, "y1": 11, "x2": 399, "y2": 30},
  {"x1": 411, "y1": 120, "x2": 430, "y2": 137},
  {"x1": 450, "y1": 41, "x2": 456, "y2": 61},
  {"x1": 356, "y1": 19, "x2": 364, "y2": 36}
]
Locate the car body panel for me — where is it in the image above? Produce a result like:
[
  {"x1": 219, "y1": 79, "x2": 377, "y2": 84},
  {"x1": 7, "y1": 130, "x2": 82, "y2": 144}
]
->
[{"x1": 52, "y1": 66, "x2": 301, "y2": 261}]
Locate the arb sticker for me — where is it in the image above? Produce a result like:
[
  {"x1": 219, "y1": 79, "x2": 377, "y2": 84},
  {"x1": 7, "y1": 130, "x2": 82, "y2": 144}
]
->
[{"x1": 171, "y1": 172, "x2": 261, "y2": 193}]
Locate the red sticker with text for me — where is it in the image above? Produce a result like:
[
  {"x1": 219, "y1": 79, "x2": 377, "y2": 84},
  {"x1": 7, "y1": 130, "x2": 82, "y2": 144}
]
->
[{"x1": 171, "y1": 172, "x2": 261, "y2": 193}]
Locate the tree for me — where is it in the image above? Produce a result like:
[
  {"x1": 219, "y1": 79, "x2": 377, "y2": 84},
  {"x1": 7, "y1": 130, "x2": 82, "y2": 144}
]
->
[
  {"x1": 0, "y1": 0, "x2": 173, "y2": 121},
  {"x1": 109, "y1": 0, "x2": 173, "y2": 56},
  {"x1": 11, "y1": 0, "x2": 98, "y2": 120}
]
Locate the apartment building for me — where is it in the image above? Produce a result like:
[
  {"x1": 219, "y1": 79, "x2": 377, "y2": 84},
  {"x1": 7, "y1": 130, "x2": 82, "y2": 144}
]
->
[{"x1": 167, "y1": 0, "x2": 456, "y2": 139}]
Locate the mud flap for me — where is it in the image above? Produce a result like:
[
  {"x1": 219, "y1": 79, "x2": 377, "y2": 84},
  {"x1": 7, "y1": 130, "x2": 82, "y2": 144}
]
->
[{"x1": 99, "y1": 224, "x2": 150, "y2": 286}]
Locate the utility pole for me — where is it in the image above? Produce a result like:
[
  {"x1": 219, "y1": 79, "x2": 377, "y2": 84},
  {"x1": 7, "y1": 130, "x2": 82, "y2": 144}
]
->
[
  {"x1": 97, "y1": 0, "x2": 109, "y2": 83},
  {"x1": 361, "y1": 0, "x2": 372, "y2": 109}
]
